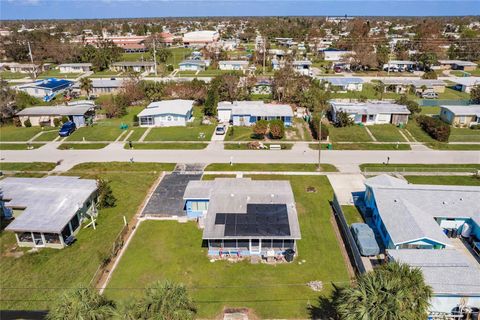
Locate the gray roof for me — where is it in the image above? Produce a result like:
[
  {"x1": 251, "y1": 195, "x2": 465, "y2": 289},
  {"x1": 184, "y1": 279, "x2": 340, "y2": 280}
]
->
[
  {"x1": 58, "y1": 63, "x2": 92, "y2": 68},
  {"x1": 16, "y1": 104, "x2": 95, "y2": 116},
  {"x1": 73, "y1": 79, "x2": 125, "y2": 89},
  {"x1": 453, "y1": 77, "x2": 480, "y2": 86},
  {"x1": 365, "y1": 175, "x2": 480, "y2": 246},
  {"x1": 219, "y1": 60, "x2": 249, "y2": 65},
  {"x1": 137, "y1": 99, "x2": 194, "y2": 117},
  {"x1": 293, "y1": 60, "x2": 312, "y2": 66},
  {"x1": 184, "y1": 178, "x2": 301, "y2": 240},
  {"x1": 218, "y1": 101, "x2": 293, "y2": 118},
  {"x1": 112, "y1": 61, "x2": 155, "y2": 67},
  {"x1": 381, "y1": 79, "x2": 445, "y2": 88},
  {"x1": 388, "y1": 249, "x2": 480, "y2": 296},
  {"x1": 438, "y1": 60, "x2": 478, "y2": 67},
  {"x1": 3, "y1": 176, "x2": 97, "y2": 233},
  {"x1": 330, "y1": 101, "x2": 411, "y2": 115},
  {"x1": 440, "y1": 105, "x2": 480, "y2": 116},
  {"x1": 388, "y1": 60, "x2": 416, "y2": 65},
  {"x1": 179, "y1": 60, "x2": 207, "y2": 66},
  {"x1": 320, "y1": 77, "x2": 364, "y2": 85}
]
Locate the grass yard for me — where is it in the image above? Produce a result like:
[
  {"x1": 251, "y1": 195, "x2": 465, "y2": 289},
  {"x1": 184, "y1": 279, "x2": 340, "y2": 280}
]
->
[
  {"x1": 58, "y1": 143, "x2": 109, "y2": 150},
  {"x1": 225, "y1": 126, "x2": 259, "y2": 141},
  {"x1": 104, "y1": 175, "x2": 350, "y2": 318},
  {"x1": 144, "y1": 125, "x2": 215, "y2": 141},
  {"x1": 204, "y1": 163, "x2": 337, "y2": 172},
  {"x1": 0, "y1": 71, "x2": 29, "y2": 79},
  {"x1": 0, "y1": 126, "x2": 42, "y2": 142},
  {"x1": 309, "y1": 143, "x2": 411, "y2": 150},
  {"x1": 367, "y1": 125, "x2": 406, "y2": 142},
  {"x1": 224, "y1": 143, "x2": 293, "y2": 150},
  {"x1": 420, "y1": 106, "x2": 440, "y2": 115},
  {"x1": 359, "y1": 163, "x2": 480, "y2": 173},
  {"x1": 449, "y1": 128, "x2": 480, "y2": 142},
  {"x1": 166, "y1": 47, "x2": 193, "y2": 67},
  {"x1": 121, "y1": 52, "x2": 151, "y2": 62},
  {"x1": 438, "y1": 87, "x2": 471, "y2": 100},
  {"x1": 328, "y1": 125, "x2": 372, "y2": 142},
  {"x1": 341, "y1": 205, "x2": 364, "y2": 225},
  {"x1": 0, "y1": 162, "x2": 57, "y2": 171},
  {"x1": 404, "y1": 175, "x2": 480, "y2": 186},
  {"x1": 38, "y1": 69, "x2": 81, "y2": 79},
  {"x1": 126, "y1": 128, "x2": 148, "y2": 141},
  {"x1": 0, "y1": 143, "x2": 44, "y2": 150},
  {"x1": 0, "y1": 162, "x2": 173, "y2": 311},
  {"x1": 329, "y1": 83, "x2": 401, "y2": 100},
  {"x1": 89, "y1": 70, "x2": 122, "y2": 78},
  {"x1": 125, "y1": 142, "x2": 208, "y2": 149},
  {"x1": 33, "y1": 130, "x2": 59, "y2": 142},
  {"x1": 404, "y1": 121, "x2": 436, "y2": 143},
  {"x1": 426, "y1": 143, "x2": 480, "y2": 150}
]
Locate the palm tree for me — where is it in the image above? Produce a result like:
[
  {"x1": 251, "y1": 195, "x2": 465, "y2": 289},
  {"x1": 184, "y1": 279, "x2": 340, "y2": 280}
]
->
[
  {"x1": 80, "y1": 77, "x2": 93, "y2": 97},
  {"x1": 119, "y1": 280, "x2": 196, "y2": 320},
  {"x1": 334, "y1": 262, "x2": 432, "y2": 320},
  {"x1": 373, "y1": 82, "x2": 385, "y2": 100},
  {"x1": 47, "y1": 287, "x2": 116, "y2": 320}
]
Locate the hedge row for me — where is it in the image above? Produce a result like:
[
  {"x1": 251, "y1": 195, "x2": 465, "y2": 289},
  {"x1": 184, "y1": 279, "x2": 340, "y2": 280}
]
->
[{"x1": 416, "y1": 115, "x2": 450, "y2": 142}]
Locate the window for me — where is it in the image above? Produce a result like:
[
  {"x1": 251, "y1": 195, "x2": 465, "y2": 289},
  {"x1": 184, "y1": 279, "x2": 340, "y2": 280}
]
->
[
  {"x1": 283, "y1": 240, "x2": 294, "y2": 248},
  {"x1": 17, "y1": 232, "x2": 33, "y2": 243},
  {"x1": 237, "y1": 240, "x2": 249, "y2": 248},
  {"x1": 44, "y1": 233, "x2": 61, "y2": 244},
  {"x1": 70, "y1": 214, "x2": 80, "y2": 233},
  {"x1": 191, "y1": 201, "x2": 208, "y2": 211},
  {"x1": 368, "y1": 114, "x2": 375, "y2": 121},
  {"x1": 167, "y1": 116, "x2": 173, "y2": 121},
  {"x1": 210, "y1": 240, "x2": 222, "y2": 248},
  {"x1": 224, "y1": 240, "x2": 237, "y2": 248},
  {"x1": 273, "y1": 240, "x2": 283, "y2": 248},
  {"x1": 140, "y1": 116, "x2": 154, "y2": 126},
  {"x1": 262, "y1": 239, "x2": 273, "y2": 248},
  {"x1": 173, "y1": 116, "x2": 178, "y2": 121}
]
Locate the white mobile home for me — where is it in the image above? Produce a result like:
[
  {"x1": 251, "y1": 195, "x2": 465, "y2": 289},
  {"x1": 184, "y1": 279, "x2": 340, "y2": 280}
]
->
[
  {"x1": 218, "y1": 60, "x2": 249, "y2": 71},
  {"x1": 58, "y1": 63, "x2": 92, "y2": 73},
  {"x1": 330, "y1": 101, "x2": 410, "y2": 125},
  {"x1": 137, "y1": 99, "x2": 194, "y2": 127},
  {"x1": 218, "y1": 101, "x2": 293, "y2": 126},
  {"x1": 439, "y1": 105, "x2": 480, "y2": 127}
]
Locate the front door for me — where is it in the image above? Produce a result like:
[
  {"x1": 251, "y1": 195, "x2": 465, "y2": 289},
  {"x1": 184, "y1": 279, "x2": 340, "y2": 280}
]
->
[
  {"x1": 33, "y1": 233, "x2": 44, "y2": 247},
  {"x1": 361, "y1": 115, "x2": 367, "y2": 123}
]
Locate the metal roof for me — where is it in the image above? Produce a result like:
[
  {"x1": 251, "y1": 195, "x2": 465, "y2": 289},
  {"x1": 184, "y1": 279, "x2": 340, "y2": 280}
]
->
[
  {"x1": 219, "y1": 60, "x2": 249, "y2": 65},
  {"x1": 3, "y1": 176, "x2": 97, "y2": 234},
  {"x1": 218, "y1": 101, "x2": 293, "y2": 118},
  {"x1": 137, "y1": 99, "x2": 194, "y2": 117},
  {"x1": 388, "y1": 249, "x2": 480, "y2": 296},
  {"x1": 18, "y1": 78, "x2": 73, "y2": 90},
  {"x1": 365, "y1": 175, "x2": 480, "y2": 246},
  {"x1": 292, "y1": 60, "x2": 312, "y2": 66},
  {"x1": 58, "y1": 63, "x2": 92, "y2": 67},
  {"x1": 73, "y1": 79, "x2": 125, "y2": 89},
  {"x1": 184, "y1": 178, "x2": 301, "y2": 240},
  {"x1": 387, "y1": 60, "x2": 416, "y2": 65},
  {"x1": 330, "y1": 101, "x2": 410, "y2": 115},
  {"x1": 453, "y1": 77, "x2": 480, "y2": 86},
  {"x1": 440, "y1": 105, "x2": 480, "y2": 116},
  {"x1": 438, "y1": 60, "x2": 478, "y2": 67},
  {"x1": 321, "y1": 77, "x2": 364, "y2": 85},
  {"x1": 381, "y1": 79, "x2": 445, "y2": 87},
  {"x1": 112, "y1": 61, "x2": 155, "y2": 67},
  {"x1": 16, "y1": 104, "x2": 95, "y2": 116}
]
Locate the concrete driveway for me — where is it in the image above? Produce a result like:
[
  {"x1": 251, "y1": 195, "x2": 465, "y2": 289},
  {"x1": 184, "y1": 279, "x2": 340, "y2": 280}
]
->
[{"x1": 327, "y1": 174, "x2": 366, "y2": 205}]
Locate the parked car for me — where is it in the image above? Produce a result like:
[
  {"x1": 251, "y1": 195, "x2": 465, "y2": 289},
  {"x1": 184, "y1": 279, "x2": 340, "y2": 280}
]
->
[
  {"x1": 215, "y1": 124, "x2": 226, "y2": 135},
  {"x1": 421, "y1": 92, "x2": 439, "y2": 99},
  {"x1": 350, "y1": 223, "x2": 380, "y2": 256},
  {"x1": 59, "y1": 121, "x2": 76, "y2": 137}
]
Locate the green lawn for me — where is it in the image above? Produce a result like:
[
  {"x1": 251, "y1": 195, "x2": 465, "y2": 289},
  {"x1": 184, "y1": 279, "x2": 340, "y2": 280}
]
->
[
  {"x1": 166, "y1": 47, "x2": 193, "y2": 68},
  {"x1": 341, "y1": 205, "x2": 364, "y2": 225},
  {"x1": 0, "y1": 143, "x2": 44, "y2": 150},
  {"x1": 144, "y1": 125, "x2": 215, "y2": 141},
  {"x1": 121, "y1": 52, "x2": 151, "y2": 62},
  {"x1": 89, "y1": 70, "x2": 122, "y2": 78},
  {"x1": 125, "y1": 142, "x2": 208, "y2": 149},
  {"x1": 176, "y1": 71, "x2": 199, "y2": 76},
  {"x1": 438, "y1": 88, "x2": 471, "y2": 100},
  {"x1": 404, "y1": 175, "x2": 480, "y2": 186},
  {"x1": 404, "y1": 122, "x2": 436, "y2": 143},
  {"x1": 38, "y1": 69, "x2": 81, "y2": 79},
  {"x1": 0, "y1": 71, "x2": 29, "y2": 79},
  {"x1": 426, "y1": 143, "x2": 480, "y2": 150},
  {"x1": 309, "y1": 143, "x2": 411, "y2": 150},
  {"x1": 105, "y1": 175, "x2": 350, "y2": 318},
  {"x1": 420, "y1": 106, "x2": 440, "y2": 115},
  {"x1": 33, "y1": 130, "x2": 59, "y2": 141},
  {"x1": 204, "y1": 163, "x2": 337, "y2": 172},
  {"x1": 0, "y1": 163, "x2": 173, "y2": 311},
  {"x1": 359, "y1": 163, "x2": 480, "y2": 173},
  {"x1": 126, "y1": 128, "x2": 148, "y2": 141},
  {"x1": 225, "y1": 126, "x2": 259, "y2": 141},
  {"x1": 58, "y1": 143, "x2": 109, "y2": 150},
  {"x1": 449, "y1": 128, "x2": 480, "y2": 142},
  {"x1": 367, "y1": 125, "x2": 406, "y2": 142},
  {"x1": 0, "y1": 162, "x2": 57, "y2": 171},
  {"x1": 451, "y1": 69, "x2": 480, "y2": 77},
  {"x1": 0, "y1": 126, "x2": 42, "y2": 142},
  {"x1": 329, "y1": 83, "x2": 401, "y2": 100},
  {"x1": 224, "y1": 143, "x2": 293, "y2": 150},
  {"x1": 328, "y1": 125, "x2": 372, "y2": 142}
]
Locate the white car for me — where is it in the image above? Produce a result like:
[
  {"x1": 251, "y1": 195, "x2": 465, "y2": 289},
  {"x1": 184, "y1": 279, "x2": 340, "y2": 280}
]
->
[{"x1": 215, "y1": 125, "x2": 226, "y2": 135}]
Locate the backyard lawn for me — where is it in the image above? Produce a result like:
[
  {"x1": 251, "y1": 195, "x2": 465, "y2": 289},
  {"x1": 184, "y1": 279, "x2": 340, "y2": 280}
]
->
[
  {"x1": 329, "y1": 83, "x2": 401, "y2": 100},
  {"x1": 367, "y1": 124, "x2": 406, "y2": 142},
  {"x1": 104, "y1": 175, "x2": 350, "y2": 318},
  {"x1": 204, "y1": 163, "x2": 337, "y2": 172},
  {"x1": 121, "y1": 52, "x2": 151, "y2": 62},
  {"x1": 328, "y1": 125, "x2": 372, "y2": 142},
  {"x1": 166, "y1": 47, "x2": 193, "y2": 67},
  {"x1": 0, "y1": 162, "x2": 174, "y2": 311},
  {"x1": 438, "y1": 88, "x2": 471, "y2": 100},
  {"x1": 144, "y1": 125, "x2": 215, "y2": 141},
  {"x1": 0, "y1": 126, "x2": 42, "y2": 142},
  {"x1": 404, "y1": 175, "x2": 480, "y2": 186}
]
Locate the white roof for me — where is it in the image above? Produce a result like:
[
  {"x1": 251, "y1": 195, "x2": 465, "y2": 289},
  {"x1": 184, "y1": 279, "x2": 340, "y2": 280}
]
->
[
  {"x1": 388, "y1": 60, "x2": 416, "y2": 65},
  {"x1": 330, "y1": 101, "x2": 410, "y2": 115},
  {"x1": 16, "y1": 104, "x2": 94, "y2": 116},
  {"x1": 137, "y1": 99, "x2": 194, "y2": 117},
  {"x1": 58, "y1": 63, "x2": 92, "y2": 67},
  {"x1": 381, "y1": 79, "x2": 445, "y2": 88},
  {"x1": 438, "y1": 60, "x2": 477, "y2": 67},
  {"x1": 320, "y1": 77, "x2": 364, "y2": 85},
  {"x1": 3, "y1": 176, "x2": 97, "y2": 233},
  {"x1": 183, "y1": 30, "x2": 219, "y2": 42},
  {"x1": 453, "y1": 77, "x2": 480, "y2": 86},
  {"x1": 292, "y1": 60, "x2": 312, "y2": 66},
  {"x1": 218, "y1": 101, "x2": 293, "y2": 118},
  {"x1": 440, "y1": 105, "x2": 480, "y2": 116},
  {"x1": 219, "y1": 60, "x2": 249, "y2": 65}
]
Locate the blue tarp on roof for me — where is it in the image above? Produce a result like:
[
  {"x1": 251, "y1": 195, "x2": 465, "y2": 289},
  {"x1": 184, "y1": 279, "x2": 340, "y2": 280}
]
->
[{"x1": 34, "y1": 78, "x2": 74, "y2": 90}]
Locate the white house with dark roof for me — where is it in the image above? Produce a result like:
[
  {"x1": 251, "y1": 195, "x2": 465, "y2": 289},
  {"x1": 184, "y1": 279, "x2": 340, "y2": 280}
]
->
[
  {"x1": 2, "y1": 176, "x2": 98, "y2": 249},
  {"x1": 137, "y1": 99, "x2": 194, "y2": 127},
  {"x1": 439, "y1": 105, "x2": 480, "y2": 127},
  {"x1": 217, "y1": 101, "x2": 293, "y2": 126},
  {"x1": 330, "y1": 101, "x2": 410, "y2": 125},
  {"x1": 183, "y1": 178, "x2": 301, "y2": 258}
]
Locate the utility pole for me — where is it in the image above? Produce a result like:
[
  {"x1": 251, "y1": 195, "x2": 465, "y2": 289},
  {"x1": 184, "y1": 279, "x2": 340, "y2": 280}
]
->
[
  {"x1": 317, "y1": 110, "x2": 324, "y2": 171},
  {"x1": 153, "y1": 38, "x2": 158, "y2": 76},
  {"x1": 27, "y1": 41, "x2": 37, "y2": 79},
  {"x1": 262, "y1": 36, "x2": 266, "y2": 75}
]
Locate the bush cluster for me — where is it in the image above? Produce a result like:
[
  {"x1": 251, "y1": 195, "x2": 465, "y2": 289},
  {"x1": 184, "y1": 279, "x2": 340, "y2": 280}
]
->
[
  {"x1": 416, "y1": 115, "x2": 450, "y2": 142},
  {"x1": 310, "y1": 114, "x2": 329, "y2": 140}
]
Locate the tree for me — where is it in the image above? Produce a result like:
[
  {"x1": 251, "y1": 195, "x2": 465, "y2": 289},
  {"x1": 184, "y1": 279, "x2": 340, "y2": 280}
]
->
[
  {"x1": 121, "y1": 280, "x2": 196, "y2": 320},
  {"x1": 396, "y1": 95, "x2": 421, "y2": 115},
  {"x1": 422, "y1": 70, "x2": 438, "y2": 79},
  {"x1": 334, "y1": 111, "x2": 354, "y2": 127},
  {"x1": 471, "y1": 84, "x2": 480, "y2": 104},
  {"x1": 141, "y1": 81, "x2": 164, "y2": 102},
  {"x1": 79, "y1": 77, "x2": 93, "y2": 97},
  {"x1": 252, "y1": 119, "x2": 268, "y2": 138},
  {"x1": 97, "y1": 178, "x2": 116, "y2": 208},
  {"x1": 24, "y1": 118, "x2": 32, "y2": 127},
  {"x1": 373, "y1": 82, "x2": 385, "y2": 100},
  {"x1": 155, "y1": 48, "x2": 172, "y2": 63},
  {"x1": 47, "y1": 287, "x2": 115, "y2": 320},
  {"x1": 310, "y1": 113, "x2": 329, "y2": 140},
  {"x1": 334, "y1": 262, "x2": 432, "y2": 320},
  {"x1": 269, "y1": 119, "x2": 285, "y2": 139},
  {"x1": 204, "y1": 86, "x2": 219, "y2": 116}
]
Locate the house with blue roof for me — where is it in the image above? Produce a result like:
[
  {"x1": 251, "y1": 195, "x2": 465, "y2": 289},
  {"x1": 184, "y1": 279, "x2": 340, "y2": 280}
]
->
[{"x1": 16, "y1": 78, "x2": 74, "y2": 102}]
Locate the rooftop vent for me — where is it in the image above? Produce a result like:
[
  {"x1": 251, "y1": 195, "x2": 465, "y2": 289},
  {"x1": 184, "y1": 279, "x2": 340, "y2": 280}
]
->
[{"x1": 230, "y1": 193, "x2": 235, "y2": 197}]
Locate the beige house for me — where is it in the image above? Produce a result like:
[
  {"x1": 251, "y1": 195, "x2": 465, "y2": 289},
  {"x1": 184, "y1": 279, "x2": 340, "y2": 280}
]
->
[
  {"x1": 382, "y1": 79, "x2": 446, "y2": 94},
  {"x1": 439, "y1": 105, "x2": 480, "y2": 127},
  {"x1": 15, "y1": 102, "x2": 95, "y2": 127}
]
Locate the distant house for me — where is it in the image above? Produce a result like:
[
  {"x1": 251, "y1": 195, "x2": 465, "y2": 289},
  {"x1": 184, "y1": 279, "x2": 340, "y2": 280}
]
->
[
  {"x1": 383, "y1": 60, "x2": 416, "y2": 70},
  {"x1": 381, "y1": 79, "x2": 446, "y2": 94},
  {"x1": 137, "y1": 99, "x2": 194, "y2": 127},
  {"x1": 292, "y1": 60, "x2": 312, "y2": 76},
  {"x1": 1, "y1": 62, "x2": 42, "y2": 74},
  {"x1": 179, "y1": 60, "x2": 208, "y2": 71},
  {"x1": 330, "y1": 101, "x2": 410, "y2": 125},
  {"x1": 218, "y1": 60, "x2": 249, "y2": 71},
  {"x1": 251, "y1": 78, "x2": 273, "y2": 95},
  {"x1": 321, "y1": 48, "x2": 353, "y2": 62},
  {"x1": 73, "y1": 79, "x2": 124, "y2": 95},
  {"x1": 452, "y1": 77, "x2": 480, "y2": 93},
  {"x1": 183, "y1": 178, "x2": 301, "y2": 258},
  {"x1": 16, "y1": 78, "x2": 74, "y2": 102},
  {"x1": 438, "y1": 59, "x2": 478, "y2": 71},
  {"x1": 320, "y1": 77, "x2": 364, "y2": 91},
  {"x1": 387, "y1": 249, "x2": 480, "y2": 314},
  {"x1": 217, "y1": 101, "x2": 293, "y2": 126},
  {"x1": 110, "y1": 61, "x2": 155, "y2": 74},
  {"x1": 58, "y1": 63, "x2": 92, "y2": 73},
  {"x1": 182, "y1": 31, "x2": 219, "y2": 46},
  {"x1": 15, "y1": 101, "x2": 96, "y2": 127},
  {"x1": 2, "y1": 176, "x2": 98, "y2": 249},
  {"x1": 439, "y1": 105, "x2": 480, "y2": 127},
  {"x1": 271, "y1": 58, "x2": 281, "y2": 70}
]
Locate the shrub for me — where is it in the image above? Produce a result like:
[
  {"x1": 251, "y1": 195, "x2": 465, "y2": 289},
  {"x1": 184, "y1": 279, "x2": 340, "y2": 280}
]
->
[
  {"x1": 269, "y1": 119, "x2": 285, "y2": 139},
  {"x1": 334, "y1": 111, "x2": 354, "y2": 127},
  {"x1": 396, "y1": 95, "x2": 421, "y2": 116},
  {"x1": 422, "y1": 70, "x2": 438, "y2": 79},
  {"x1": 13, "y1": 117, "x2": 22, "y2": 127},
  {"x1": 252, "y1": 119, "x2": 268, "y2": 138},
  {"x1": 97, "y1": 178, "x2": 117, "y2": 208},
  {"x1": 61, "y1": 115, "x2": 69, "y2": 123},
  {"x1": 416, "y1": 115, "x2": 451, "y2": 142},
  {"x1": 53, "y1": 118, "x2": 61, "y2": 127},
  {"x1": 310, "y1": 114, "x2": 329, "y2": 140},
  {"x1": 24, "y1": 118, "x2": 32, "y2": 127}
]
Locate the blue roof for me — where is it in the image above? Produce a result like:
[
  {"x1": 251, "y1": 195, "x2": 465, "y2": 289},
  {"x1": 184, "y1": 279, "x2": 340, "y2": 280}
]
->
[
  {"x1": 33, "y1": 78, "x2": 74, "y2": 90},
  {"x1": 322, "y1": 77, "x2": 364, "y2": 85}
]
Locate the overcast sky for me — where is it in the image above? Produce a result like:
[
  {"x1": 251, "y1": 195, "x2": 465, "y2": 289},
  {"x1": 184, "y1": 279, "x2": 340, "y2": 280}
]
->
[{"x1": 1, "y1": 0, "x2": 479, "y2": 20}]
